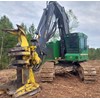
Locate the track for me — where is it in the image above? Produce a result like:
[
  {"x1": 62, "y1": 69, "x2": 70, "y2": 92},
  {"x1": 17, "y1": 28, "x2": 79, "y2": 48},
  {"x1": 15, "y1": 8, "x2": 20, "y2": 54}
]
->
[
  {"x1": 40, "y1": 62, "x2": 55, "y2": 82},
  {"x1": 78, "y1": 62, "x2": 97, "y2": 83}
]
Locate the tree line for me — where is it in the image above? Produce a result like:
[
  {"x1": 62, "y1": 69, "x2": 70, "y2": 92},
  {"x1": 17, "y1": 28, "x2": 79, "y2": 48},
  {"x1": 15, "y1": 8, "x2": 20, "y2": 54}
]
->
[
  {"x1": 0, "y1": 15, "x2": 100, "y2": 69},
  {"x1": 88, "y1": 48, "x2": 100, "y2": 60},
  {"x1": 0, "y1": 15, "x2": 35, "y2": 69}
]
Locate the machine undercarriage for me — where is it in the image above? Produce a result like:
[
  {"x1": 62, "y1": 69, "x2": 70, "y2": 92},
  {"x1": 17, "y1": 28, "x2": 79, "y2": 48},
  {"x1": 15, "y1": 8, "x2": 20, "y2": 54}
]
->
[{"x1": 40, "y1": 61, "x2": 96, "y2": 84}]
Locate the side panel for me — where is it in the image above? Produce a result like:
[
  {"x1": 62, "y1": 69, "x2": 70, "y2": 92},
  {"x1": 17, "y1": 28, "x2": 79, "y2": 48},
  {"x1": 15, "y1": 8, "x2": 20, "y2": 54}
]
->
[
  {"x1": 65, "y1": 50, "x2": 88, "y2": 62},
  {"x1": 45, "y1": 41, "x2": 60, "y2": 61}
]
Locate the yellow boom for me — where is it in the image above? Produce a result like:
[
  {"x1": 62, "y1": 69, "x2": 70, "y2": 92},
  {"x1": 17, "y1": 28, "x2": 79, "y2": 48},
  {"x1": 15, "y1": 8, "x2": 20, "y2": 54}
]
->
[{"x1": 3, "y1": 25, "x2": 41, "y2": 97}]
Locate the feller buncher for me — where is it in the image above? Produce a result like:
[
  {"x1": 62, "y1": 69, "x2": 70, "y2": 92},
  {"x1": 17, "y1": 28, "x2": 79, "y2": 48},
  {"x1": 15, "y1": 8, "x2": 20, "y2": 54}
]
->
[
  {"x1": 33, "y1": 1, "x2": 96, "y2": 83},
  {"x1": 0, "y1": 1, "x2": 96, "y2": 98}
]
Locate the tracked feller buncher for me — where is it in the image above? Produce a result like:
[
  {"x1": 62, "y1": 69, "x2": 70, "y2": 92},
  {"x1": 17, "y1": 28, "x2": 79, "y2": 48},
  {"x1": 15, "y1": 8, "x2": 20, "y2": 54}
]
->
[
  {"x1": 0, "y1": 25, "x2": 41, "y2": 97},
  {"x1": 32, "y1": 1, "x2": 97, "y2": 83}
]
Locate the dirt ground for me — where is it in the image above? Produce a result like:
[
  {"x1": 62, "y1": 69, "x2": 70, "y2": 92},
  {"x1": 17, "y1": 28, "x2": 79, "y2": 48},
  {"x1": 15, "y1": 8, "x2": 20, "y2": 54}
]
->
[{"x1": 0, "y1": 60, "x2": 100, "y2": 98}]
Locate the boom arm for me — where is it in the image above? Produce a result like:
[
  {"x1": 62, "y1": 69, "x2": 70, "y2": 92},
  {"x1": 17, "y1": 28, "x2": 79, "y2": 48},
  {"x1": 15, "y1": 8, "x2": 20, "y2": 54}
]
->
[{"x1": 34, "y1": 1, "x2": 70, "y2": 58}]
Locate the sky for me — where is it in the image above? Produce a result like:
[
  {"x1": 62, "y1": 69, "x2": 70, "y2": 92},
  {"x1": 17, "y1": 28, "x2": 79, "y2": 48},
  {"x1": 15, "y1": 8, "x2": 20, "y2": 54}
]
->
[{"x1": 0, "y1": 1, "x2": 100, "y2": 48}]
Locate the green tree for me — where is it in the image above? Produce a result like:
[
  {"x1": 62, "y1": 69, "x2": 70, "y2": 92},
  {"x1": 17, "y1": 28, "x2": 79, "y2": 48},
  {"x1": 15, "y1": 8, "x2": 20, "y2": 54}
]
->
[
  {"x1": 27, "y1": 23, "x2": 36, "y2": 43},
  {"x1": 21, "y1": 23, "x2": 28, "y2": 33},
  {"x1": 67, "y1": 9, "x2": 79, "y2": 32},
  {"x1": 0, "y1": 15, "x2": 17, "y2": 69},
  {"x1": 29, "y1": 23, "x2": 35, "y2": 35},
  {"x1": 88, "y1": 48, "x2": 96, "y2": 60},
  {"x1": 95, "y1": 48, "x2": 100, "y2": 60}
]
